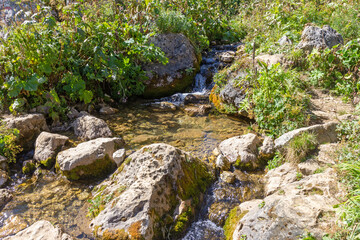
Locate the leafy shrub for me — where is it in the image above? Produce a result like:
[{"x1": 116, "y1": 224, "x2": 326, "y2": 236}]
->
[
  {"x1": 155, "y1": 10, "x2": 209, "y2": 53},
  {"x1": 308, "y1": 39, "x2": 360, "y2": 101},
  {"x1": 250, "y1": 63, "x2": 310, "y2": 136},
  {"x1": 266, "y1": 151, "x2": 284, "y2": 170},
  {"x1": 0, "y1": 3, "x2": 167, "y2": 118},
  {"x1": 0, "y1": 122, "x2": 22, "y2": 163}
]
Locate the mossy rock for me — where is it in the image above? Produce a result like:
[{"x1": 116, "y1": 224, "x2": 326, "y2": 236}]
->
[
  {"x1": 223, "y1": 207, "x2": 248, "y2": 240},
  {"x1": 60, "y1": 155, "x2": 116, "y2": 181},
  {"x1": 143, "y1": 69, "x2": 198, "y2": 98},
  {"x1": 22, "y1": 160, "x2": 36, "y2": 175},
  {"x1": 40, "y1": 157, "x2": 55, "y2": 170}
]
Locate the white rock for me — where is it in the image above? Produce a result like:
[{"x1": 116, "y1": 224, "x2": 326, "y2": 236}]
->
[
  {"x1": 4, "y1": 220, "x2": 72, "y2": 240},
  {"x1": 112, "y1": 148, "x2": 126, "y2": 167},
  {"x1": 34, "y1": 132, "x2": 69, "y2": 162}
]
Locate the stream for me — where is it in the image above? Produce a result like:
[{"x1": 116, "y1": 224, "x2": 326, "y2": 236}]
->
[{"x1": 0, "y1": 44, "x2": 265, "y2": 239}]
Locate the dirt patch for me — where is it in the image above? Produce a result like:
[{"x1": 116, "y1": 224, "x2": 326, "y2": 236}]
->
[{"x1": 309, "y1": 88, "x2": 355, "y2": 124}]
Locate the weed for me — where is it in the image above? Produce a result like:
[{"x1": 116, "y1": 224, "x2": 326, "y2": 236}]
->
[{"x1": 284, "y1": 132, "x2": 317, "y2": 163}]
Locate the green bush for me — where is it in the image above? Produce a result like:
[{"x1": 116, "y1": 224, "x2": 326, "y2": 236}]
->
[
  {"x1": 0, "y1": 122, "x2": 22, "y2": 163},
  {"x1": 155, "y1": 10, "x2": 209, "y2": 53},
  {"x1": 335, "y1": 120, "x2": 360, "y2": 238},
  {"x1": 0, "y1": 2, "x2": 167, "y2": 117},
  {"x1": 250, "y1": 63, "x2": 310, "y2": 136},
  {"x1": 308, "y1": 39, "x2": 360, "y2": 101}
]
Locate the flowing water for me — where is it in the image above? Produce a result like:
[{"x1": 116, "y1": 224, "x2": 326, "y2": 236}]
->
[{"x1": 0, "y1": 43, "x2": 265, "y2": 239}]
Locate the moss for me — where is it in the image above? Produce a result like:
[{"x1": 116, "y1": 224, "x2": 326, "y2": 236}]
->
[
  {"x1": 233, "y1": 158, "x2": 255, "y2": 171},
  {"x1": 102, "y1": 229, "x2": 130, "y2": 240},
  {"x1": 22, "y1": 161, "x2": 36, "y2": 175},
  {"x1": 40, "y1": 157, "x2": 55, "y2": 169},
  {"x1": 116, "y1": 157, "x2": 132, "y2": 175},
  {"x1": 171, "y1": 208, "x2": 193, "y2": 237},
  {"x1": 61, "y1": 154, "x2": 116, "y2": 181},
  {"x1": 176, "y1": 156, "x2": 213, "y2": 201},
  {"x1": 128, "y1": 221, "x2": 144, "y2": 240},
  {"x1": 223, "y1": 207, "x2": 248, "y2": 240}
]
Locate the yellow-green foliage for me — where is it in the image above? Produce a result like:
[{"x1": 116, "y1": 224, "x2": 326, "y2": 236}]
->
[
  {"x1": 0, "y1": 122, "x2": 22, "y2": 163},
  {"x1": 223, "y1": 207, "x2": 247, "y2": 240},
  {"x1": 102, "y1": 229, "x2": 130, "y2": 240},
  {"x1": 22, "y1": 161, "x2": 36, "y2": 175},
  {"x1": 172, "y1": 208, "x2": 193, "y2": 237}
]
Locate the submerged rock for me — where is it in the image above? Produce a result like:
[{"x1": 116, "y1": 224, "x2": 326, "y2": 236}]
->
[
  {"x1": 143, "y1": 33, "x2": 200, "y2": 98},
  {"x1": 218, "y1": 134, "x2": 262, "y2": 170},
  {"x1": 56, "y1": 137, "x2": 125, "y2": 180},
  {"x1": 3, "y1": 114, "x2": 49, "y2": 150},
  {"x1": 0, "y1": 216, "x2": 28, "y2": 239},
  {"x1": 34, "y1": 132, "x2": 69, "y2": 168},
  {"x1": 183, "y1": 104, "x2": 212, "y2": 116},
  {"x1": 297, "y1": 25, "x2": 343, "y2": 52},
  {"x1": 0, "y1": 170, "x2": 8, "y2": 188},
  {"x1": 73, "y1": 114, "x2": 113, "y2": 140},
  {"x1": 90, "y1": 143, "x2": 212, "y2": 240},
  {"x1": 220, "y1": 171, "x2": 236, "y2": 184},
  {"x1": 99, "y1": 104, "x2": 119, "y2": 115},
  {"x1": 4, "y1": 220, "x2": 72, "y2": 240},
  {"x1": 0, "y1": 189, "x2": 12, "y2": 210}
]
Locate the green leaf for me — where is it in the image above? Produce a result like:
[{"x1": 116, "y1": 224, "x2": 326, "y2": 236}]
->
[{"x1": 81, "y1": 90, "x2": 93, "y2": 104}]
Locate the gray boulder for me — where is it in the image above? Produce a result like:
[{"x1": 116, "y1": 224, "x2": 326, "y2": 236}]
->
[
  {"x1": 232, "y1": 168, "x2": 345, "y2": 240},
  {"x1": 73, "y1": 114, "x2": 112, "y2": 140},
  {"x1": 3, "y1": 220, "x2": 72, "y2": 240},
  {"x1": 275, "y1": 122, "x2": 338, "y2": 149},
  {"x1": 3, "y1": 114, "x2": 49, "y2": 150},
  {"x1": 57, "y1": 137, "x2": 124, "y2": 180},
  {"x1": 90, "y1": 143, "x2": 211, "y2": 240},
  {"x1": 143, "y1": 33, "x2": 200, "y2": 98},
  {"x1": 34, "y1": 132, "x2": 69, "y2": 167},
  {"x1": 259, "y1": 136, "x2": 275, "y2": 159},
  {"x1": 297, "y1": 25, "x2": 343, "y2": 52},
  {"x1": 218, "y1": 133, "x2": 262, "y2": 170}
]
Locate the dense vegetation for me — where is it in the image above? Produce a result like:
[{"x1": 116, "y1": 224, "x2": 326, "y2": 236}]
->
[
  {"x1": 0, "y1": 0, "x2": 360, "y2": 238},
  {"x1": 0, "y1": 0, "x2": 244, "y2": 118}
]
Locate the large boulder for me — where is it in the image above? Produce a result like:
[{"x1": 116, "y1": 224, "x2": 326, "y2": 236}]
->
[
  {"x1": 73, "y1": 114, "x2": 112, "y2": 140},
  {"x1": 232, "y1": 168, "x2": 345, "y2": 240},
  {"x1": 3, "y1": 220, "x2": 72, "y2": 240},
  {"x1": 34, "y1": 132, "x2": 69, "y2": 168},
  {"x1": 89, "y1": 143, "x2": 212, "y2": 240},
  {"x1": 3, "y1": 114, "x2": 49, "y2": 150},
  {"x1": 143, "y1": 33, "x2": 200, "y2": 98},
  {"x1": 56, "y1": 137, "x2": 125, "y2": 180},
  {"x1": 218, "y1": 134, "x2": 262, "y2": 170},
  {"x1": 297, "y1": 25, "x2": 343, "y2": 52},
  {"x1": 274, "y1": 122, "x2": 338, "y2": 149}
]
